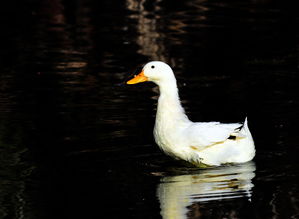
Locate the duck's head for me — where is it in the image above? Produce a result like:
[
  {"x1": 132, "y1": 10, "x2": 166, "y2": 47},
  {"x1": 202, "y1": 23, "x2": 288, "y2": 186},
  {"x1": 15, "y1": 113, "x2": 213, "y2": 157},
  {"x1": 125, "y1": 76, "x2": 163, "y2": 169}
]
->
[{"x1": 127, "y1": 61, "x2": 175, "y2": 86}]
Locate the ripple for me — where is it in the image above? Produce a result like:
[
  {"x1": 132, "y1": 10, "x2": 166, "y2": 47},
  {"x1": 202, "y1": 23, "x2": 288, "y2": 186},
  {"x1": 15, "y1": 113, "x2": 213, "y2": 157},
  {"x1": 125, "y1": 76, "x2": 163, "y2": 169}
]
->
[{"x1": 157, "y1": 162, "x2": 255, "y2": 218}]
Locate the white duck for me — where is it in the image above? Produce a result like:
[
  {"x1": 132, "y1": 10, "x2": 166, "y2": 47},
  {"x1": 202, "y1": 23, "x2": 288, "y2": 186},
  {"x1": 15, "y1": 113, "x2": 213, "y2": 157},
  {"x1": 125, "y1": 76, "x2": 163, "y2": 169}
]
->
[{"x1": 127, "y1": 61, "x2": 255, "y2": 166}]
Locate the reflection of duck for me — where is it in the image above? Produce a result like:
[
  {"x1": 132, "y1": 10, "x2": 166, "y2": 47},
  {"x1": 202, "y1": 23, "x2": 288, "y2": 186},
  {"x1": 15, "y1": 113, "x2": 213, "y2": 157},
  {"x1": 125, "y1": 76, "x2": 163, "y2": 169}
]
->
[
  {"x1": 127, "y1": 61, "x2": 255, "y2": 166},
  {"x1": 157, "y1": 162, "x2": 256, "y2": 219}
]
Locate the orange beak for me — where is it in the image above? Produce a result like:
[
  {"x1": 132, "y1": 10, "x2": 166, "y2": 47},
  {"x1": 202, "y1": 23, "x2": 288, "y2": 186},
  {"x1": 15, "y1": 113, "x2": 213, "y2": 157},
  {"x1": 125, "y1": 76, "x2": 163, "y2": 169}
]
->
[{"x1": 126, "y1": 70, "x2": 148, "y2": 84}]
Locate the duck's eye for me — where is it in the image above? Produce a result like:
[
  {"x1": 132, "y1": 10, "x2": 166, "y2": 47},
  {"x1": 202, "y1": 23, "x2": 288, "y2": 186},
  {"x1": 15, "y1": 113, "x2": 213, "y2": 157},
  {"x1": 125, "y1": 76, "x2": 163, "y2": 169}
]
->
[{"x1": 151, "y1": 65, "x2": 155, "y2": 69}]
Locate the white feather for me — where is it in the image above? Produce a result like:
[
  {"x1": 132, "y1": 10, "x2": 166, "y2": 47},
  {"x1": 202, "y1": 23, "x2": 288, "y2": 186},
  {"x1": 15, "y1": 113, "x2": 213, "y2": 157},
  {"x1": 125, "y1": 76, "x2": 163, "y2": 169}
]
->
[
  {"x1": 129, "y1": 61, "x2": 256, "y2": 166},
  {"x1": 186, "y1": 122, "x2": 242, "y2": 147}
]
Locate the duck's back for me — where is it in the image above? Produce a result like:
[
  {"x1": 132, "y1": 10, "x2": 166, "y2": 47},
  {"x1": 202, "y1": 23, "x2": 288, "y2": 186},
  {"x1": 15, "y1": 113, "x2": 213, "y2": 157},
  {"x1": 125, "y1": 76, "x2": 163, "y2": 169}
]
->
[
  {"x1": 186, "y1": 121, "x2": 243, "y2": 148},
  {"x1": 184, "y1": 119, "x2": 255, "y2": 165}
]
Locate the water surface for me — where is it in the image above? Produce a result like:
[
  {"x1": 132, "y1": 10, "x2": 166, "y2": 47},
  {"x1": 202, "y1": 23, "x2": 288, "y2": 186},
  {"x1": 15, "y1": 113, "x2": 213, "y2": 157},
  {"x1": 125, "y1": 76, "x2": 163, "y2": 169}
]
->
[{"x1": 0, "y1": 0, "x2": 299, "y2": 218}]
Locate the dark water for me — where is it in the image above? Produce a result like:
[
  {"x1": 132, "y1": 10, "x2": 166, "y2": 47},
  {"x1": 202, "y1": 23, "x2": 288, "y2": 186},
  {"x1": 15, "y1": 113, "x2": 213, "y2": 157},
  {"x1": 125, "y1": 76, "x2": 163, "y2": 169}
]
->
[{"x1": 0, "y1": 0, "x2": 299, "y2": 218}]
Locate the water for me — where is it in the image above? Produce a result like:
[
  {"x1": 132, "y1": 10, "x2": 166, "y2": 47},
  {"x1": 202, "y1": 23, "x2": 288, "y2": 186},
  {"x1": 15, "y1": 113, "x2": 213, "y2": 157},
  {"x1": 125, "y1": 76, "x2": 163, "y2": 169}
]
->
[{"x1": 0, "y1": 0, "x2": 299, "y2": 218}]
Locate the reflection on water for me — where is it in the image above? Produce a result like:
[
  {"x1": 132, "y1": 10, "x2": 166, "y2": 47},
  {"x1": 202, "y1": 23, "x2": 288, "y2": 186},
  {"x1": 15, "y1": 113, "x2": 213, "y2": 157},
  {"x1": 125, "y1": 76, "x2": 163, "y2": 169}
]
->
[
  {"x1": 0, "y1": 114, "x2": 35, "y2": 218},
  {"x1": 126, "y1": 0, "x2": 166, "y2": 62},
  {"x1": 157, "y1": 162, "x2": 255, "y2": 219},
  {"x1": 1, "y1": 0, "x2": 299, "y2": 218}
]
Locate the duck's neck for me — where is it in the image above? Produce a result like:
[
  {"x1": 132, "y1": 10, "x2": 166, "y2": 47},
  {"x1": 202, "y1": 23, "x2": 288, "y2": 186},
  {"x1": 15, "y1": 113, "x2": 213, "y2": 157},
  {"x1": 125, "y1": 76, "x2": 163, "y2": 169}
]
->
[{"x1": 156, "y1": 81, "x2": 190, "y2": 125}]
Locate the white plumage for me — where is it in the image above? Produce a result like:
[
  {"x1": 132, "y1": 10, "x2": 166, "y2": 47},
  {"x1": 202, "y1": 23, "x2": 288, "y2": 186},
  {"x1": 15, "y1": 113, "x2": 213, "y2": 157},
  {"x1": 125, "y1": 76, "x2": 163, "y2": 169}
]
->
[{"x1": 127, "y1": 61, "x2": 255, "y2": 166}]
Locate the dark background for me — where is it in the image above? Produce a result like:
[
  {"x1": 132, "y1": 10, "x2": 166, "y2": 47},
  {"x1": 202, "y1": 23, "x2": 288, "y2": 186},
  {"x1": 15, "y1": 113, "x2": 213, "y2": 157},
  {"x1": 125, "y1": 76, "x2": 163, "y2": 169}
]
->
[{"x1": 0, "y1": 0, "x2": 298, "y2": 218}]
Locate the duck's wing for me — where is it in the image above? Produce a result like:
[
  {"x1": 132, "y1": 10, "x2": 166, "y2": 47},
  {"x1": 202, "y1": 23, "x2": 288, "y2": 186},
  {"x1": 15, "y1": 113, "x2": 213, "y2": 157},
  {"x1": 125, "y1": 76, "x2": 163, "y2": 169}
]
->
[{"x1": 186, "y1": 122, "x2": 244, "y2": 148}]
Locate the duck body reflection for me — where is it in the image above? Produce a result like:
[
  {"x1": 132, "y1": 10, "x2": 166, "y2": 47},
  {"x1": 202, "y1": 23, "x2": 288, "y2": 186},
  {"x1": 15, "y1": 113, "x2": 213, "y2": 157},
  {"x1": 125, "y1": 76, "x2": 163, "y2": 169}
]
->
[{"x1": 157, "y1": 162, "x2": 256, "y2": 219}]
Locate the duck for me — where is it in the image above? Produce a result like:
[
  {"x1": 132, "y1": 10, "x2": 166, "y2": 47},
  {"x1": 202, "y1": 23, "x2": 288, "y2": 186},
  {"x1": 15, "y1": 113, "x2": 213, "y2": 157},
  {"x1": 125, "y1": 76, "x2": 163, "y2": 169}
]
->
[{"x1": 127, "y1": 61, "x2": 255, "y2": 166}]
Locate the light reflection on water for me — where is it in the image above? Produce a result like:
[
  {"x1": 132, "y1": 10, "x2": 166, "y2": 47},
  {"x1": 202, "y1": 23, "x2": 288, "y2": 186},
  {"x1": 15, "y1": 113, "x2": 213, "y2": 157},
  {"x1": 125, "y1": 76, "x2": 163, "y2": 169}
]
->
[
  {"x1": 157, "y1": 162, "x2": 255, "y2": 219},
  {"x1": 0, "y1": 0, "x2": 299, "y2": 218}
]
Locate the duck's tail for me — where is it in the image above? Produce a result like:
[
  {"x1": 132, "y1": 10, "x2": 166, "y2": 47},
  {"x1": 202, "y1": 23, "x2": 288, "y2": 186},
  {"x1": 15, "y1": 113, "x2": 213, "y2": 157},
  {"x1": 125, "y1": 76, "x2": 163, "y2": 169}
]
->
[
  {"x1": 233, "y1": 117, "x2": 251, "y2": 138},
  {"x1": 241, "y1": 117, "x2": 249, "y2": 132},
  {"x1": 239, "y1": 117, "x2": 256, "y2": 161}
]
